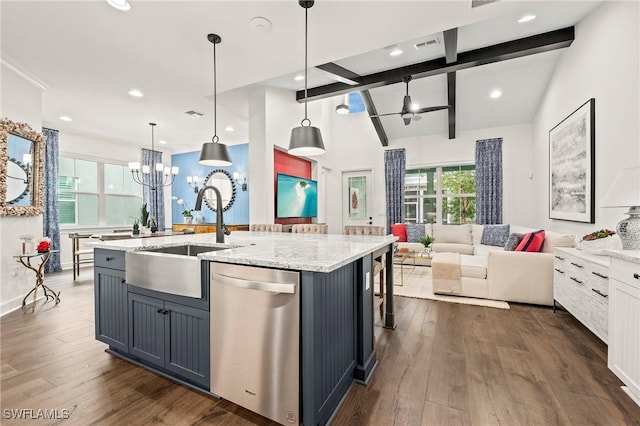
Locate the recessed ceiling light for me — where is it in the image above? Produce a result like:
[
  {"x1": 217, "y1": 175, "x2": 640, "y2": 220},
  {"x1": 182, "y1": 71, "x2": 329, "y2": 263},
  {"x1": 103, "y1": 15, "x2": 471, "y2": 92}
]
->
[
  {"x1": 389, "y1": 47, "x2": 403, "y2": 57},
  {"x1": 59, "y1": 116, "x2": 72, "y2": 122},
  {"x1": 490, "y1": 89, "x2": 502, "y2": 99},
  {"x1": 518, "y1": 14, "x2": 536, "y2": 23},
  {"x1": 106, "y1": 0, "x2": 131, "y2": 12},
  {"x1": 225, "y1": 126, "x2": 234, "y2": 132},
  {"x1": 294, "y1": 75, "x2": 305, "y2": 81},
  {"x1": 128, "y1": 89, "x2": 143, "y2": 98},
  {"x1": 158, "y1": 140, "x2": 167, "y2": 145}
]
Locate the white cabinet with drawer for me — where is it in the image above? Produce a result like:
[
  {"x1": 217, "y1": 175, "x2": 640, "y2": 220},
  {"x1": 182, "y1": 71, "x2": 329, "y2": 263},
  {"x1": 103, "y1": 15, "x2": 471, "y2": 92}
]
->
[
  {"x1": 553, "y1": 247, "x2": 610, "y2": 343},
  {"x1": 608, "y1": 252, "x2": 640, "y2": 407}
]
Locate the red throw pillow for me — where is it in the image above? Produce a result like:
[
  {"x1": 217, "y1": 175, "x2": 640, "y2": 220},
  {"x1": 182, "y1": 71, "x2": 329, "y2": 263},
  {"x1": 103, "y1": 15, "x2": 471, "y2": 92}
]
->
[
  {"x1": 515, "y1": 230, "x2": 546, "y2": 252},
  {"x1": 390, "y1": 223, "x2": 407, "y2": 242}
]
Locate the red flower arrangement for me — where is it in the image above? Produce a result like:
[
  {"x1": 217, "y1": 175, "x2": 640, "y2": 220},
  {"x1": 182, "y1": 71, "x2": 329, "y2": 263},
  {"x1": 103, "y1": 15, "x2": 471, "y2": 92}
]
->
[{"x1": 37, "y1": 237, "x2": 52, "y2": 253}]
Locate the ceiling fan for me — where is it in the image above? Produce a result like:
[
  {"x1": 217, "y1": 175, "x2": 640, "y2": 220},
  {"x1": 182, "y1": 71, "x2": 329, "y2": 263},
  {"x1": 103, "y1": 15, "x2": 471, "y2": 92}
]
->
[{"x1": 370, "y1": 75, "x2": 450, "y2": 125}]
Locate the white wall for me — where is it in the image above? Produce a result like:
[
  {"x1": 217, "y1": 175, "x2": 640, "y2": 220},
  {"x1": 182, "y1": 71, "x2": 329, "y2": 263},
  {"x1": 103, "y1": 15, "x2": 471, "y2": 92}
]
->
[
  {"x1": 389, "y1": 123, "x2": 535, "y2": 226},
  {"x1": 0, "y1": 64, "x2": 45, "y2": 315},
  {"x1": 531, "y1": 1, "x2": 640, "y2": 235}
]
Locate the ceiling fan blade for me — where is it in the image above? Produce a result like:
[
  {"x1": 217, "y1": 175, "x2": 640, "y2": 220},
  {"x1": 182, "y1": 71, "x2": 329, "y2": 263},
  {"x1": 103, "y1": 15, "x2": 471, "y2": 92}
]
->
[
  {"x1": 369, "y1": 112, "x2": 401, "y2": 118},
  {"x1": 415, "y1": 105, "x2": 450, "y2": 114},
  {"x1": 403, "y1": 117, "x2": 412, "y2": 126}
]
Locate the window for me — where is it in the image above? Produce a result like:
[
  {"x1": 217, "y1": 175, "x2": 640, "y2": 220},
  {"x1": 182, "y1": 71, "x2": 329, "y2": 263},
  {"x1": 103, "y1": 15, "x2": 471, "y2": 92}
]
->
[
  {"x1": 58, "y1": 156, "x2": 142, "y2": 227},
  {"x1": 405, "y1": 165, "x2": 476, "y2": 225}
]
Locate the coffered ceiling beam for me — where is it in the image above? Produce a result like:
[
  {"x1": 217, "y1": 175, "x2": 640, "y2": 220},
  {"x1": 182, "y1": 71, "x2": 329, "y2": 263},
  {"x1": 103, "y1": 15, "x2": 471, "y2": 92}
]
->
[
  {"x1": 443, "y1": 28, "x2": 458, "y2": 140},
  {"x1": 315, "y1": 62, "x2": 362, "y2": 85},
  {"x1": 360, "y1": 90, "x2": 389, "y2": 147},
  {"x1": 297, "y1": 26, "x2": 574, "y2": 102}
]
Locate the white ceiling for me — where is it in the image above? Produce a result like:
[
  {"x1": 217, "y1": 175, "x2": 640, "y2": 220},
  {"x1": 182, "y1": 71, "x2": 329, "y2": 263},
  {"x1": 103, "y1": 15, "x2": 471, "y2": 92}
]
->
[{"x1": 1, "y1": 1, "x2": 603, "y2": 152}]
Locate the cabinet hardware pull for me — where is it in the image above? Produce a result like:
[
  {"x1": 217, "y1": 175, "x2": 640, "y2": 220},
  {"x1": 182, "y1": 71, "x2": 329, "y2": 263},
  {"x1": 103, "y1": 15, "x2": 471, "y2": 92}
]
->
[
  {"x1": 121, "y1": 279, "x2": 126, "y2": 284},
  {"x1": 106, "y1": 257, "x2": 114, "y2": 261},
  {"x1": 570, "y1": 262, "x2": 583, "y2": 268},
  {"x1": 570, "y1": 277, "x2": 583, "y2": 285},
  {"x1": 634, "y1": 273, "x2": 639, "y2": 280},
  {"x1": 156, "y1": 308, "x2": 169, "y2": 315},
  {"x1": 591, "y1": 288, "x2": 608, "y2": 298},
  {"x1": 591, "y1": 271, "x2": 608, "y2": 279},
  {"x1": 555, "y1": 256, "x2": 565, "y2": 260},
  {"x1": 554, "y1": 268, "x2": 565, "y2": 274}
]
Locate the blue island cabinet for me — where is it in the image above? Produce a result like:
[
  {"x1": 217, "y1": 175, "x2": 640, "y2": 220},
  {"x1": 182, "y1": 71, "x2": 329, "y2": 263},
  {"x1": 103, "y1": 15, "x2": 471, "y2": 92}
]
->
[{"x1": 299, "y1": 253, "x2": 377, "y2": 426}]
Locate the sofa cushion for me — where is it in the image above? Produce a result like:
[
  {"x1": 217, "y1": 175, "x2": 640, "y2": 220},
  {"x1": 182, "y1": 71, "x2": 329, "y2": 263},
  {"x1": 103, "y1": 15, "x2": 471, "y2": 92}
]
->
[
  {"x1": 504, "y1": 232, "x2": 525, "y2": 251},
  {"x1": 432, "y1": 224, "x2": 472, "y2": 245},
  {"x1": 390, "y1": 223, "x2": 407, "y2": 242},
  {"x1": 460, "y1": 254, "x2": 488, "y2": 279},
  {"x1": 432, "y1": 242, "x2": 474, "y2": 255},
  {"x1": 516, "y1": 230, "x2": 546, "y2": 252},
  {"x1": 405, "y1": 222, "x2": 426, "y2": 242},
  {"x1": 471, "y1": 224, "x2": 484, "y2": 246},
  {"x1": 481, "y1": 224, "x2": 510, "y2": 247},
  {"x1": 541, "y1": 231, "x2": 576, "y2": 253}
]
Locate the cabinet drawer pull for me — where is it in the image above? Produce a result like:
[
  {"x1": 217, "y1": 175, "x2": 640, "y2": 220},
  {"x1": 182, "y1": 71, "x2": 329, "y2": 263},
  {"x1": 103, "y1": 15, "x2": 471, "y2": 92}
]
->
[
  {"x1": 634, "y1": 273, "x2": 639, "y2": 280},
  {"x1": 106, "y1": 256, "x2": 114, "y2": 261},
  {"x1": 591, "y1": 271, "x2": 608, "y2": 279},
  {"x1": 591, "y1": 288, "x2": 608, "y2": 298},
  {"x1": 121, "y1": 279, "x2": 126, "y2": 284},
  {"x1": 570, "y1": 277, "x2": 583, "y2": 285},
  {"x1": 555, "y1": 256, "x2": 565, "y2": 260},
  {"x1": 156, "y1": 308, "x2": 169, "y2": 315},
  {"x1": 554, "y1": 268, "x2": 565, "y2": 274},
  {"x1": 570, "y1": 262, "x2": 583, "y2": 268}
]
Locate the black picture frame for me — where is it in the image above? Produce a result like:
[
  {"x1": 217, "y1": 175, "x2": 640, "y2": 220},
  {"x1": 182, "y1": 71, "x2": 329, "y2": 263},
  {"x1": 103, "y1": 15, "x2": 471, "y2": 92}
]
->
[{"x1": 549, "y1": 98, "x2": 595, "y2": 223}]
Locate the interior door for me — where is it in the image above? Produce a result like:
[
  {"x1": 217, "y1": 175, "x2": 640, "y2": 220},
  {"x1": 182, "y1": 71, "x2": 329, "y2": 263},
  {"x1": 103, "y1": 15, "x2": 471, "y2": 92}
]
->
[{"x1": 342, "y1": 169, "x2": 373, "y2": 228}]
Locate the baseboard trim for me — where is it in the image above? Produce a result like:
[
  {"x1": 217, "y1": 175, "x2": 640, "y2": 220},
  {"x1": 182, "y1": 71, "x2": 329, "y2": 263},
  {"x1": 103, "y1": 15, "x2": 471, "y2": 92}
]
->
[{"x1": 0, "y1": 294, "x2": 45, "y2": 317}]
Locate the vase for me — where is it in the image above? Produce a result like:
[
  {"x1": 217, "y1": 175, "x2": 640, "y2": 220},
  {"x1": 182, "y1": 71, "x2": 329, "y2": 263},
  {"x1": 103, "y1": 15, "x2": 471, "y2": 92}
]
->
[
  {"x1": 194, "y1": 213, "x2": 204, "y2": 224},
  {"x1": 184, "y1": 216, "x2": 193, "y2": 224}
]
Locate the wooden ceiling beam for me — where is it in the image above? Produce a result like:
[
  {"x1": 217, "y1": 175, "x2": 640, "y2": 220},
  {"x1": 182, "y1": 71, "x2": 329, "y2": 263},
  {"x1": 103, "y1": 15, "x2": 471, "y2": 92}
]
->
[
  {"x1": 360, "y1": 90, "x2": 389, "y2": 147},
  {"x1": 443, "y1": 28, "x2": 458, "y2": 140},
  {"x1": 297, "y1": 26, "x2": 574, "y2": 102}
]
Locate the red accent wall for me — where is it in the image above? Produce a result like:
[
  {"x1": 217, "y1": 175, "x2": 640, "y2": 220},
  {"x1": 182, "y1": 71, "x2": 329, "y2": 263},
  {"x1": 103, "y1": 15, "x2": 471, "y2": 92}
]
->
[{"x1": 274, "y1": 149, "x2": 312, "y2": 225}]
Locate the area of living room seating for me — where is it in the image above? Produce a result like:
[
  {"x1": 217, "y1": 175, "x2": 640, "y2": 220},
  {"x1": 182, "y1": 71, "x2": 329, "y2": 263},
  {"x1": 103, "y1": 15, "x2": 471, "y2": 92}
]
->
[{"x1": 1, "y1": 1, "x2": 639, "y2": 425}]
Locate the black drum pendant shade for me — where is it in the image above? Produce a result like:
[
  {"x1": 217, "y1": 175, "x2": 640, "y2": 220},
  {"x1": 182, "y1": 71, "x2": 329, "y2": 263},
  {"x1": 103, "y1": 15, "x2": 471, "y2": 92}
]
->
[
  {"x1": 289, "y1": 0, "x2": 325, "y2": 157},
  {"x1": 199, "y1": 33, "x2": 232, "y2": 167}
]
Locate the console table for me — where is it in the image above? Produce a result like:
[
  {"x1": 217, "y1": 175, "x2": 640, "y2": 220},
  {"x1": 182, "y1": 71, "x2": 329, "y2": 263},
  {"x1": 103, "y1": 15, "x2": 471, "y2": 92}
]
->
[
  {"x1": 14, "y1": 250, "x2": 61, "y2": 311},
  {"x1": 553, "y1": 247, "x2": 610, "y2": 343}
]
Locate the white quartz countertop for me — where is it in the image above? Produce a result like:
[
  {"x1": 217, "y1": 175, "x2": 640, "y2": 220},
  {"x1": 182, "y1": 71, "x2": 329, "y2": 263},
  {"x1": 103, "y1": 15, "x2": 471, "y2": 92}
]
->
[
  {"x1": 606, "y1": 249, "x2": 640, "y2": 264},
  {"x1": 87, "y1": 231, "x2": 396, "y2": 272}
]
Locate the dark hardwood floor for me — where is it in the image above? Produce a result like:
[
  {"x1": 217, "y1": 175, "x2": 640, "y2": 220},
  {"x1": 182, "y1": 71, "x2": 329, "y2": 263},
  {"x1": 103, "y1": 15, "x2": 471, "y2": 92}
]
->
[{"x1": 1, "y1": 268, "x2": 639, "y2": 425}]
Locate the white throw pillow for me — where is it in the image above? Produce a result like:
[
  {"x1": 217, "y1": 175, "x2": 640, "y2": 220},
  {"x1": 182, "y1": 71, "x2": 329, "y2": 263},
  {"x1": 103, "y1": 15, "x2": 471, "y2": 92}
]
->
[{"x1": 432, "y1": 224, "x2": 472, "y2": 245}]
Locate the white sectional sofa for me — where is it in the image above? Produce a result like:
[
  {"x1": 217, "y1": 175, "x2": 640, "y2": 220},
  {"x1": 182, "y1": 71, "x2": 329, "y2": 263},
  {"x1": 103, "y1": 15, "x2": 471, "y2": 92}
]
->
[{"x1": 396, "y1": 224, "x2": 576, "y2": 306}]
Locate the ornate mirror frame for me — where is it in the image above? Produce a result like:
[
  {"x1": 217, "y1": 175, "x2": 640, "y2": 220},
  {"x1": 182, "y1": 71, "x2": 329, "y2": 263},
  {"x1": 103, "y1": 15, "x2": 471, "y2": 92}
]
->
[
  {"x1": 0, "y1": 118, "x2": 45, "y2": 216},
  {"x1": 203, "y1": 169, "x2": 236, "y2": 212}
]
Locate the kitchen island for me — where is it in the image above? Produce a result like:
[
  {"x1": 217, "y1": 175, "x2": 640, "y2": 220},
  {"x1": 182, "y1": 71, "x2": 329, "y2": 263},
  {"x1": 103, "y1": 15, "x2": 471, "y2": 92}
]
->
[{"x1": 89, "y1": 231, "x2": 396, "y2": 425}]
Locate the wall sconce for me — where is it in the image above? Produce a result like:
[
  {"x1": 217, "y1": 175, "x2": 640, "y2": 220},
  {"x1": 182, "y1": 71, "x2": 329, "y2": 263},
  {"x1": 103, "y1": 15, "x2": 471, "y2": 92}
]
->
[
  {"x1": 186, "y1": 175, "x2": 199, "y2": 193},
  {"x1": 233, "y1": 172, "x2": 248, "y2": 191}
]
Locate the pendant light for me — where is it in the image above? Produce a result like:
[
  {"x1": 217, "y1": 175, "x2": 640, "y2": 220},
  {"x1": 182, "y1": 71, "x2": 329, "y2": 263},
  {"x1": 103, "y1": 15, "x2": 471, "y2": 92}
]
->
[
  {"x1": 288, "y1": 0, "x2": 325, "y2": 156},
  {"x1": 199, "y1": 33, "x2": 232, "y2": 166}
]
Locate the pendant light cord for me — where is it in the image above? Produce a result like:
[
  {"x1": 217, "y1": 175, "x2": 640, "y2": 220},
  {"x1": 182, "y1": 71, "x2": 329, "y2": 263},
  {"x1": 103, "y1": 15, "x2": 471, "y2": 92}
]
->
[
  {"x1": 212, "y1": 38, "x2": 219, "y2": 143},
  {"x1": 303, "y1": 5, "x2": 309, "y2": 124}
]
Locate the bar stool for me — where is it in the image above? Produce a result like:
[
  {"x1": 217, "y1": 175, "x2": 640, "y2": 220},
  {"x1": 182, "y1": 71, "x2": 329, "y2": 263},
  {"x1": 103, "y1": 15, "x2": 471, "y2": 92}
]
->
[
  {"x1": 249, "y1": 224, "x2": 283, "y2": 232},
  {"x1": 68, "y1": 233, "x2": 94, "y2": 281}
]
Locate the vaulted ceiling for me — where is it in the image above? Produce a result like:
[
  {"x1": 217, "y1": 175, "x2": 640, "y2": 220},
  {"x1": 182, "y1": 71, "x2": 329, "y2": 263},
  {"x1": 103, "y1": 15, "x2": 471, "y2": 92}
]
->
[{"x1": 1, "y1": 1, "x2": 603, "y2": 152}]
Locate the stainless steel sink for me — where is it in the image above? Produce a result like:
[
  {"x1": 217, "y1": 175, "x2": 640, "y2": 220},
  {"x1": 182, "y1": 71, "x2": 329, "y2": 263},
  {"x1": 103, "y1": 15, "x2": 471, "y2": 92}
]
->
[
  {"x1": 125, "y1": 244, "x2": 235, "y2": 298},
  {"x1": 141, "y1": 244, "x2": 230, "y2": 257}
]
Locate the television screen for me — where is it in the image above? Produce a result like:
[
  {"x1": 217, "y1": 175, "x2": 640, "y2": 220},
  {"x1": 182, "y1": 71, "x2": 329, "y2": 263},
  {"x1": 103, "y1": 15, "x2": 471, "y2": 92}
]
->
[{"x1": 276, "y1": 173, "x2": 318, "y2": 218}]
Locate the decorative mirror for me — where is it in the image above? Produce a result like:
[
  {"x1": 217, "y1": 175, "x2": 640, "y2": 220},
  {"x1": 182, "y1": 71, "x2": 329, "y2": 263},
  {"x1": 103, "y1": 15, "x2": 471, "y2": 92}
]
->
[
  {"x1": 203, "y1": 169, "x2": 236, "y2": 212},
  {"x1": 0, "y1": 118, "x2": 45, "y2": 216}
]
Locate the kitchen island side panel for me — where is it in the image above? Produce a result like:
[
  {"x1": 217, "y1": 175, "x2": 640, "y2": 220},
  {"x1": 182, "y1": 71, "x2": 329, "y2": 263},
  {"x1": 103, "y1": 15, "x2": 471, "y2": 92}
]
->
[{"x1": 301, "y1": 262, "x2": 357, "y2": 426}]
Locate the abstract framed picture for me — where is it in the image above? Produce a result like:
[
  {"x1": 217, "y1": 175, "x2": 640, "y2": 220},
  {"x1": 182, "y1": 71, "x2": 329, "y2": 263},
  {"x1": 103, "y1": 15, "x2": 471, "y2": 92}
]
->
[{"x1": 549, "y1": 98, "x2": 595, "y2": 223}]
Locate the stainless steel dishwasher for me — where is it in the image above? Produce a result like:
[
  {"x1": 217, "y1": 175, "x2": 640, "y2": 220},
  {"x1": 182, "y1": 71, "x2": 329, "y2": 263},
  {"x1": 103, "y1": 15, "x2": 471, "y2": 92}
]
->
[{"x1": 210, "y1": 263, "x2": 300, "y2": 425}]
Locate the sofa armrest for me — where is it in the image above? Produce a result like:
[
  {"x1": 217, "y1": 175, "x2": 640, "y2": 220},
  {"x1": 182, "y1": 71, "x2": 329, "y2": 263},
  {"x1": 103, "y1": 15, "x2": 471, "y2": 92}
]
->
[{"x1": 487, "y1": 250, "x2": 554, "y2": 306}]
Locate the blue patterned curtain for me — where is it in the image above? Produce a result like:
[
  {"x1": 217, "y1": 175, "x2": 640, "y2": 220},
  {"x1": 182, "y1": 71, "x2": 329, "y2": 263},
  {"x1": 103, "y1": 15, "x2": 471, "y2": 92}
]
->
[
  {"x1": 141, "y1": 148, "x2": 165, "y2": 230},
  {"x1": 42, "y1": 128, "x2": 61, "y2": 273},
  {"x1": 384, "y1": 148, "x2": 406, "y2": 233},
  {"x1": 475, "y1": 138, "x2": 503, "y2": 224}
]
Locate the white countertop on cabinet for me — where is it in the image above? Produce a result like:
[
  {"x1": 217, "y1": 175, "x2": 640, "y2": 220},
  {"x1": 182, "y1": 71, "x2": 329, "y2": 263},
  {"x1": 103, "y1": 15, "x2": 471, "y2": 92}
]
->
[
  {"x1": 87, "y1": 231, "x2": 396, "y2": 273},
  {"x1": 606, "y1": 249, "x2": 640, "y2": 264}
]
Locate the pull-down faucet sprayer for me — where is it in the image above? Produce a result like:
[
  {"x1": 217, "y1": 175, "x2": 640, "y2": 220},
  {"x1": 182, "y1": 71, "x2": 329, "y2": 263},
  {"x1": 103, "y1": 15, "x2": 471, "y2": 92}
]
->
[{"x1": 195, "y1": 185, "x2": 227, "y2": 243}]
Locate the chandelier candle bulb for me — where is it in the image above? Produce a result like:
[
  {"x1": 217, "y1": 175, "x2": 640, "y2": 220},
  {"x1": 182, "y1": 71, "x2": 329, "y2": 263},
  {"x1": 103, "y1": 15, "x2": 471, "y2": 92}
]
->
[
  {"x1": 128, "y1": 162, "x2": 140, "y2": 171},
  {"x1": 172, "y1": 167, "x2": 180, "y2": 175},
  {"x1": 142, "y1": 165, "x2": 150, "y2": 174},
  {"x1": 155, "y1": 163, "x2": 164, "y2": 172}
]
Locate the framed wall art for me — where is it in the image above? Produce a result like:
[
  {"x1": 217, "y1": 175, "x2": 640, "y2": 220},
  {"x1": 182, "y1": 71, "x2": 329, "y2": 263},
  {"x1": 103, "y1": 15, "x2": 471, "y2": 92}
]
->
[{"x1": 549, "y1": 98, "x2": 595, "y2": 223}]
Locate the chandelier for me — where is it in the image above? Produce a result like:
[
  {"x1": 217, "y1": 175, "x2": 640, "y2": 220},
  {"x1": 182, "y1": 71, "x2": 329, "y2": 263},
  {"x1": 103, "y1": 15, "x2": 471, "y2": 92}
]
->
[{"x1": 128, "y1": 122, "x2": 179, "y2": 188}]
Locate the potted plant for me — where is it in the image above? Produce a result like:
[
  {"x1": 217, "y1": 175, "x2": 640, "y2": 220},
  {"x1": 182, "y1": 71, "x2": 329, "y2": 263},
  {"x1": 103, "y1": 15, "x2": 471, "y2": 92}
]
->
[
  {"x1": 132, "y1": 219, "x2": 140, "y2": 235},
  {"x1": 177, "y1": 199, "x2": 193, "y2": 224},
  {"x1": 419, "y1": 235, "x2": 435, "y2": 257},
  {"x1": 141, "y1": 203, "x2": 150, "y2": 233}
]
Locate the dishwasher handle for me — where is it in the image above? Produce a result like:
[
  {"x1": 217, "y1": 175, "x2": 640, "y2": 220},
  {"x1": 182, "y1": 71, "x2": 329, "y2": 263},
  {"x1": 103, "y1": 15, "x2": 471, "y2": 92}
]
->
[{"x1": 214, "y1": 272, "x2": 296, "y2": 294}]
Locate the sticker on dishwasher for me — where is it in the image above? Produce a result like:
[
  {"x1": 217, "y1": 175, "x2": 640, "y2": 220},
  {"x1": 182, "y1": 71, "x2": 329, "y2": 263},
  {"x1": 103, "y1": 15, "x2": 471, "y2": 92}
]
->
[{"x1": 285, "y1": 411, "x2": 296, "y2": 423}]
